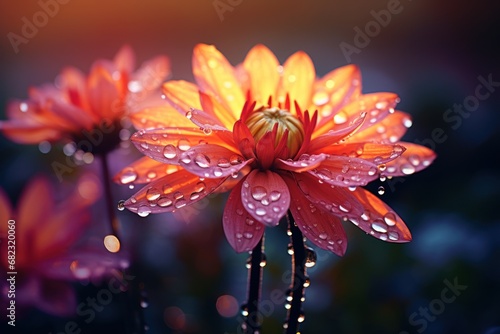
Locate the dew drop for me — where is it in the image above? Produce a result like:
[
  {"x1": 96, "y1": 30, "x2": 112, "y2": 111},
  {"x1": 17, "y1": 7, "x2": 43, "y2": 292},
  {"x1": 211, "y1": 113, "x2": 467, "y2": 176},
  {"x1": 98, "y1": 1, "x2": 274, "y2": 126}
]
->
[
  {"x1": 383, "y1": 212, "x2": 397, "y2": 226},
  {"x1": 119, "y1": 168, "x2": 137, "y2": 184},
  {"x1": 372, "y1": 221, "x2": 388, "y2": 233},
  {"x1": 255, "y1": 208, "x2": 266, "y2": 216},
  {"x1": 174, "y1": 198, "x2": 187, "y2": 209},
  {"x1": 334, "y1": 111, "x2": 348, "y2": 124},
  {"x1": 269, "y1": 191, "x2": 281, "y2": 202},
  {"x1": 251, "y1": 186, "x2": 267, "y2": 201},
  {"x1": 213, "y1": 167, "x2": 223, "y2": 177},
  {"x1": 378, "y1": 186, "x2": 385, "y2": 195},
  {"x1": 305, "y1": 247, "x2": 317, "y2": 268},
  {"x1": 217, "y1": 158, "x2": 230, "y2": 168},
  {"x1": 312, "y1": 90, "x2": 329, "y2": 106},
  {"x1": 368, "y1": 166, "x2": 378, "y2": 176},
  {"x1": 146, "y1": 187, "x2": 161, "y2": 201},
  {"x1": 137, "y1": 206, "x2": 151, "y2": 217},
  {"x1": 157, "y1": 197, "x2": 173, "y2": 208},
  {"x1": 318, "y1": 233, "x2": 327, "y2": 240},
  {"x1": 163, "y1": 145, "x2": 177, "y2": 159},
  {"x1": 177, "y1": 138, "x2": 191, "y2": 151},
  {"x1": 401, "y1": 164, "x2": 415, "y2": 175},
  {"x1": 388, "y1": 231, "x2": 399, "y2": 241},
  {"x1": 185, "y1": 110, "x2": 193, "y2": 119},
  {"x1": 194, "y1": 153, "x2": 211, "y2": 168},
  {"x1": 117, "y1": 200, "x2": 125, "y2": 211}
]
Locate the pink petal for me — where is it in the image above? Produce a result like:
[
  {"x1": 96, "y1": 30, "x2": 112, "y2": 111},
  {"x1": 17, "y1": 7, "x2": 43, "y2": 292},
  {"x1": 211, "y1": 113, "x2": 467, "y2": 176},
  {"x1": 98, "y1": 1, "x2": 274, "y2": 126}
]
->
[
  {"x1": 275, "y1": 153, "x2": 328, "y2": 172},
  {"x1": 129, "y1": 55, "x2": 170, "y2": 93},
  {"x1": 347, "y1": 92, "x2": 400, "y2": 134},
  {"x1": 289, "y1": 172, "x2": 364, "y2": 217},
  {"x1": 130, "y1": 127, "x2": 228, "y2": 164},
  {"x1": 113, "y1": 45, "x2": 135, "y2": 74},
  {"x1": 186, "y1": 108, "x2": 229, "y2": 132},
  {"x1": 286, "y1": 178, "x2": 347, "y2": 256},
  {"x1": 347, "y1": 111, "x2": 412, "y2": 143},
  {"x1": 380, "y1": 142, "x2": 437, "y2": 177},
  {"x1": 308, "y1": 155, "x2": 380, "y2": 187},
  {"x1": 223, "y1": 180, "x2": 265, "y2": 253},
  {"x1": 318, "y1": 142, "x2": 406, "y2": 165},
  {"x1": 114, "y1": 156, "x2": 181, "y2": 185},
  {"x1": 308, "y1": 110, "x2": 366, "y2": 153},
  {"x1": 241, "y1": 170, "x2": 290, "y2": 226},
  {"x1": 348, "y1": 188, "x2": 412, "y2": 243},
  {"x1": 255, "y1": 130, "x2": 276, "y2": 170},
  {"x1": 124, "y1": 169, "x2": 226, "y2": 215},
  {"x1": 179, "y1": 144, "x2": 252, "y2": 178}
]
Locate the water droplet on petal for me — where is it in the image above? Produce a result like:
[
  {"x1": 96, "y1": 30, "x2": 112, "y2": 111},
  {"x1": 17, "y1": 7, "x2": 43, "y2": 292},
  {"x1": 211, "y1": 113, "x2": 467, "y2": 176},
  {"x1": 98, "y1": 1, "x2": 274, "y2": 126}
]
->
[
  {"x1": 255, "y1": 208, "x2": 266, "y2": 216},
  {"x1": 146, "y1": 187, "x2": 161, "y2": 201},
  {"x1": 157, "y1": 197, "x2": 173, "y2": 207},
  {"x1": 117, "y1": 200, "x2": 125, "y2": 211},
  {"x1": 251, "y1": 186, "x2": 267, "y2": 201},
  {"x1": 372, "y1": 221, "x2": 388, "y2": 233},
  {"x1": 194, "y1": 153, "x2": 211, "y2": 168},
  {"x1": 163, "y1": 145, "x2": 177, "y2": 159},
  {"x1": 120, "y1": 169, "x2": 138, "y2": 184},
  {"x1": 137, "y1": 206, "x2": 151, "y2": 217},
  {"x1": 334, "y1": 111, "x2": 348, "y2": 124},
  {"x1": 401, "y1": 164, "x2": 415, "y2": 175},
  {"x1": 388, "y1": 231, "x2": 399, "y2": 241},
  {"x1": 383, "y1": 212, "x2": 397, "y2": 226},
  {"x1": 178, "y1": 139, "x2": 191, "y2": 151},
  {"x1": 313, "y1": 90, "x2": 329, "y2": 106}
]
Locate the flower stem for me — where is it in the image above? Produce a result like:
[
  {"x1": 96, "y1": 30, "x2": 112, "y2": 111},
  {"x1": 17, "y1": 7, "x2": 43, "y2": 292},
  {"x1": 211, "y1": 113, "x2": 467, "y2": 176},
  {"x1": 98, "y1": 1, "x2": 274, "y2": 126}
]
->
[
  {"x1": 99, "y1": 153, "x2": 120, "y2": 241},
  {"x1": 243, "y1": 236, "x2": 264, "y2": 333},
  {"x1": 285, "y1": 211, "x2": 306, "y2": 334}
]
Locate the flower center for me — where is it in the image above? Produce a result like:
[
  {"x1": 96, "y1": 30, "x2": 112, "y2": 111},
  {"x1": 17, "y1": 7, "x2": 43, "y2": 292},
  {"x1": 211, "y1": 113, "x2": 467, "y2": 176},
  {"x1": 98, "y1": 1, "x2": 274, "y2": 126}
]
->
[{"x1": 245, "y1": 107, "x2": 304, "y2": 158}]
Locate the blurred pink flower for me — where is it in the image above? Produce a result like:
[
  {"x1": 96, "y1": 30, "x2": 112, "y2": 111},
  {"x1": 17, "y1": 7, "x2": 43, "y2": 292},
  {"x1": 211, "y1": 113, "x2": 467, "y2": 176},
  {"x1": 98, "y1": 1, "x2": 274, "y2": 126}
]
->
[
  {"x1": 0, "y1": 175, "x2": 128, "y2": 317},
  {"x1": 0, "y1": 46, "x2": 170, "y2": 155}
]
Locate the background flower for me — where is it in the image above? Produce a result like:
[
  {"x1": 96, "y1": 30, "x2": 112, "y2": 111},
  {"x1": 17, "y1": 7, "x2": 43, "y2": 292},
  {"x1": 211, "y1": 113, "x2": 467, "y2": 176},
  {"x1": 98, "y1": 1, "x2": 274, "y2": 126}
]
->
[{"x1": 0, "y1": 174, "x2": 128, "y2": 317}]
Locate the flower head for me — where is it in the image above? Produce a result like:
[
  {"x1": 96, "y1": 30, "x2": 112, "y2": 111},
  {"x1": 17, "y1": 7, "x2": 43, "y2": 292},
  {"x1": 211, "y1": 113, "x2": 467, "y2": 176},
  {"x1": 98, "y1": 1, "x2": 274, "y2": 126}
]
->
[
  {"x1": 0, "y1": 46, "x2": 170, "y2": 155},
  {"x1": 117, "y1": 44, "x2": 436, "y2": 255},
  {"x1": 0, "y1": 175, "x2": 128, "y2": 316}
]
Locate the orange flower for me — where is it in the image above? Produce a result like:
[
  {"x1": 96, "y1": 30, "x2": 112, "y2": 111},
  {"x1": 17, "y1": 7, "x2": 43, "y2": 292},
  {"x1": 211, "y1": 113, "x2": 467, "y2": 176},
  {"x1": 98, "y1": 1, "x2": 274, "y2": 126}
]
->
[
  {"x1": 0, "y1": 46, "x2": 170, "y2": 155},
  {"x1": 0, "y1": 175, "x2": 128, "y2": 316},
  {"x1": 116, "y1": 44, "x2": 436, "y2": 255}
]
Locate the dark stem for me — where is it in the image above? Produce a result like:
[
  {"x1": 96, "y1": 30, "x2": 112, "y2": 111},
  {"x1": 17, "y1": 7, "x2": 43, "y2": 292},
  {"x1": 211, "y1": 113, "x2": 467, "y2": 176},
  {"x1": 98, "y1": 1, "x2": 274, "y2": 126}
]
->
[
  {"x1": 99, "y1": 153, "x2": 120, "y2": 240},
  {"x1": 244, "y1": 236, "x2": 264, "y2": 333},
  {"x1": 286, "y1": 211, "x2": 306, "y2": 334}
]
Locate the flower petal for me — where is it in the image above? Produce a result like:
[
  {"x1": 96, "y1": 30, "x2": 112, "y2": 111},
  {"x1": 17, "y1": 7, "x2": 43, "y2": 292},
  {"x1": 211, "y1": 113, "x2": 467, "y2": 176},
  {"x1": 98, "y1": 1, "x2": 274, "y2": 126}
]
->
[
  {"x1": 381, "y1": 142, "x2": 437, "y2": 177},
  {"x1": 124, "y1": 169, "x2": 226, "y2": 215},
  {"x1": 186, "y1": 108, "x2": 229, "y2": 132},
  {"x1": 278, "y1": 51, "x2": 315, "y2": 111},
  {"x1": 308, "y1": 110, "x2": 366, "y2": 152},
  {"x1": 318, "y1": 142, "x2": 407, "y2": 165},
  {"x1": 348, "y1": 188, "x2": 412, "y2": 243},
  {"x1": 241, "y1": 170, "x2": 290, "y2": 226},
  {"x1": 290, "y1": 172, "x2": 364, "y2": 216},
  {"x1": 199, "y1": 91, "x2": 237, "y2": 130},
  {"x1": 114, "y1": 156, "x2": 182, "y2": 185},
  {"x1": 130, "y1": 105, "x2": 194, "y2": 129},
  {"x1": 179, "y1": 144, "x2": 251, "y2": 179},
  {"x1": 309, "y1": 155, "x2": 380, "y2": 187},
  {"x1": 286, "y1": 178, "x2": 347, "y2": 256},
  {"x1": 162, "y1": 79, "x2": 203, "y2": 113},
  {"x1": 346, "y1": 111, "x2": 412, "y2": 143},
  {"x1": 192, "y1": 44, "x2": 245, "y2": 119},
  {"x1": 113, "y1": 45, "x2": 135, "y2": 74},
  {"x1": 243, "y1": 44, "x2": 280, "y2": 106},
  {"x1": 275, "y1": 153, "x2": 328, "y2": 173},
  {"x1": 312, "y1": 64, "x2": 362, "y2": 130},
  {"x1": 223, "y1": 180, "x2": 265, "y2": 253},
  {"x1": 87, "y1": 62, "x2": 123, "y2": 120},
  {"x1": 255, "y1": 130, "x2": 277, "y2": 170},
  {"x1": 130, "y1": 127, "x2": 232, "y2": 164}
]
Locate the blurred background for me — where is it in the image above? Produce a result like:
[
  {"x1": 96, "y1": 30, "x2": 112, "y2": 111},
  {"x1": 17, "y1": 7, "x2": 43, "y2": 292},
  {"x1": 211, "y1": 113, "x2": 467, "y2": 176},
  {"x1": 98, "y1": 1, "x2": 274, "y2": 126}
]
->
[{"x1": 1, "y1": 0, "x2": 499, "y2": 333}]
